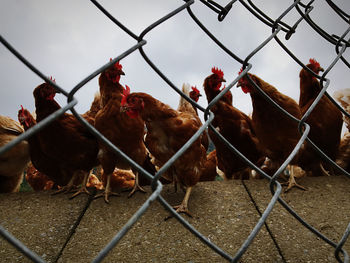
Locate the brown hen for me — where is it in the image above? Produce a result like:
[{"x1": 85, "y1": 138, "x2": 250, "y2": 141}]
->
[
  {"x1": 32, "y1": 79, "x2": 99, "y2": 197},
  {"x1": 204, "y1": 67, "x2": 263, "y2": 179},
  {"x1": 25, "y1": 162, "x2": 55, "y2": 191},
  {"x1": 298, "y1": 58, "x2": 343, "y2": 176},
  {"x1": 237, "y1": 71, "x2": 305, "y2": 191},
  {"x1": 18, "y1": 106, "x2": 78, "y2": 187},
  {"x1": 121, "y1": 87, "x2": 207, "y2": 216},
  {"x1": 94, "y1": 60, "x2": 149, "y2": 202}
]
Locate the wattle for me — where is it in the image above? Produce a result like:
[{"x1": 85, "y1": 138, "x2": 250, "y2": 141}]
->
[
  {"x1": 242, "y1": 86, "x2": 250, "y2": 94},
  {"x1": 214, "y1": 83, "x2": 222, "y2": 91},
  {"x1": 126, "y1": 110, "x2": 139, "y2": 119}
]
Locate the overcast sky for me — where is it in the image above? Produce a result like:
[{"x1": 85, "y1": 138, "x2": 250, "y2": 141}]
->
[{"x1": 1, "y1": 1, "x2": 350, "y2": 130}]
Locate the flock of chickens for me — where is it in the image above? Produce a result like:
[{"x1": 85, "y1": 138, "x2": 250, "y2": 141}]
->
[{"x1": 0, "y1": 58, "x2": 349, "y2": 216}]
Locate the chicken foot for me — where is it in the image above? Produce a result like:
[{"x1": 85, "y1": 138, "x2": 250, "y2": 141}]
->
[
  {"x1": 52, "y1": 172, "x2": 78, "y2": 195},
  {"x1": 164, "y1": 186, "x2": 193, "y2": 221},
  {"x1": 283, "y1": 165, "x2": 307, "y2": 192},
  {"x1": 70, "y1": 171, "x2": 91, "y2": 199},
  {"x1": 128, "y1": 171, "x2": 146, "y2": 198},
  {"x1": 173, "y1": 186, "x2": 193, "y2": 217},
  {"x1": 94, "y1": 173, "x2": 120, "y2": 203}
]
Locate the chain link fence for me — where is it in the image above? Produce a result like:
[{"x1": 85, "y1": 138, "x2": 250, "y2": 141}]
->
[{"x1": 1, "y1": 0, "x2": 350, "y2": 262}]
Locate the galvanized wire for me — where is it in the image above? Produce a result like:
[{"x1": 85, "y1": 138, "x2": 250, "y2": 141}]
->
[{"x1": 1, "y1": 0, "x2": 350, "y2": 262}]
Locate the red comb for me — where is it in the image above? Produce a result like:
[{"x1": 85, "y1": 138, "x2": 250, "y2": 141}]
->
[
  {"x1": 19, "y1": 105, "x2": 25, "y2": 115},
  {"x1": 109, "y1": 58, "x2": 123, "y2": 70},
  {"x1": 211, "y1": 67, "x2": 224, "y2": 78},
  {"x1": 18, "y1": 105, "x2": 28, "y2": 125},
  {"x1": 309, "y1": 58, "x2": 320, "y2": 68},
  {"x1": 121, "y1": 85, "x2": 130, "y2": 106},
  {"x1": 49, "y1": 76, "x2": 56, "y2": 83},
  {"x1": 115, "y1": 61, "x2": 122, "y2": 70},
  {"x1": 191, "y1": 86, "x2": 200, "y2": 94}
]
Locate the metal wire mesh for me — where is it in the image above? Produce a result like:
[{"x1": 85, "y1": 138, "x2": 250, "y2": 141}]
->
[{"x1": 1, "y1": 0, "x2": 350, "y2": 262}]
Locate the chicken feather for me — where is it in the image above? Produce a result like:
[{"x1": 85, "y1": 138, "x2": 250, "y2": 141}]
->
[
  {"x1": 121, "y1": 91, "x2": 206, "y2": 216},
  {"x1": 237, "y1": 72, "x2": 305, "y2": 191},
  {"x1": 0, "y1": 115, "x2": 29, "y2": 192}
]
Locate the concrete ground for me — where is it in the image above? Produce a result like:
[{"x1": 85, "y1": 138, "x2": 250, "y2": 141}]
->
[{"x1": 1, "y1": 176, "x2": 350, "y2": 262}]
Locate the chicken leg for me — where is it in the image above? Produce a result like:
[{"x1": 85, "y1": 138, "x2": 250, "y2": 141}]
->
[
  {"x1": 128, "y1": 171, "x2": 146, "y2": 198},
  {"x1": 173, "y1": 186, "x2": 193, "y2": 217},
  {"x1": 70, "y1": 170, "x2": 92, "y2": 199},
  {"x1": 94, "y1": 173, "x2": 120, "y2": 203},
  {"x1": 283, "y1": 165, "x2": 307, "y2": 192},
  {"x1": 52, "y1": 171, "x2": 78, "y2": 195}
]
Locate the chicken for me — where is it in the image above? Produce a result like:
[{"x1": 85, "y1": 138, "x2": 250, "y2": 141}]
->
[
  {"x1": 237, "y1": 70, "x2": 305, "y2": 191},
  {"x1": 178, "y1": 83, "x2": 209, "y2": 151},
  {"x1": 334, "y1": 88, "x2": 350, "y2": 173},
  {"x1": 18, "y1": 94, "x2": 100, "y2": 191},
  {"x1": 19, "y1": 105, "x2": 100, "y2": 193},
  {"x1": 86, "y1": 173, "x2": 104, "y2": 190},
  {"x1": 32, "y1": 78, "x2": 99, "y2": 197},
  {"x1": 336, "y1": 132, "x2": 350, "y2": 173},
  {"x1": 175, "y1": 83, "x2": 215, "y2": 183},
  {"x1": 177, "y1": 84, "x2": 199, "y2": 115},
  {"x1": 204, "y1": 67, "x2": 263, "y2": 179},
  {"x1": 121, "y1": 86, "x2": 207, "y2": 216},
  {"x1": 298, "y1": 58, "x2": 343, "y2": 176},
  {"x1": 101, "y1": 168, "x2": 135, "y2": 190},
  {"x1": 334, "y1": 88, "x2": 350, "y2": 129},
  {"x1": 94, "y1": 60, "x2": 148, "y2": 202},
  {"x1": 0, "y1": 115, "x2": 30, "y2": 192},
  {"x1": 203, "y1": 67, "x2": 232, "y2": 105},
  {"x1": 18, "y1": 106, "x2": 77, "y2": 187},
  {"x1": 189, "y1": 86, "x2": 202, "y2": 109},
  {"x1": 211, "y1": 99, "x2": 264, "y2": 179},
  {"x1": 89, "y1": 165, "x2": 135, "y2": 190},
  {"x1": 82, "y1": 91, "x2": 102, "y2": 125},
  {"x1": 25, "y1": 162, "x2": 55, "y2": 191}
]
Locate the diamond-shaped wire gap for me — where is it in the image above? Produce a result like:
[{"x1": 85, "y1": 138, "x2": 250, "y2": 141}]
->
[
  {"x1": 325, "y1": 0, "x2": 350, "y2": 24},
  {"x1": 294, "y1": 1, "x2": 350, "y2": 47}
]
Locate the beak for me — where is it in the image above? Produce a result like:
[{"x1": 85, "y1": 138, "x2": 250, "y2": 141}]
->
[
  {"x1": 222, "y1": 78, "x2": 226, "y2": 82},
  {"x1": 119, "y1": 70, "x2": 125, "y2": 76},
  {"x1": 199, "y1": 94, "x2": 202, "y2": 97},
  {"x1": 319, "y1": 67, "x2": 324, "y2": 73},
  {"x1": 236, "y1": 82, "x2": 241, "y2": 88}
]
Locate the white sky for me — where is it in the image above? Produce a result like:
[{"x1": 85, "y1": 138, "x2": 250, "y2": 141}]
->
[{"x1": 1, "y1": 0, "x2": 350, "y2": 129}]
